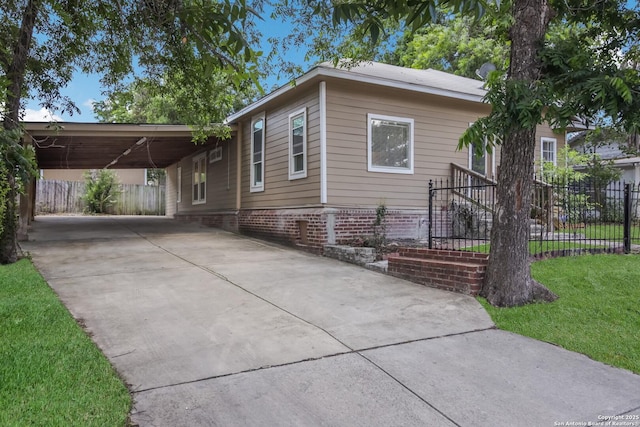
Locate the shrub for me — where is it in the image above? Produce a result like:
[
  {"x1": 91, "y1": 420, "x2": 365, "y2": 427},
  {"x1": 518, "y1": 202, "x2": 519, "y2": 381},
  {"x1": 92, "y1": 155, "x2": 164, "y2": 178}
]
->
[{"x1": 82, "y1": 170, "x2": 120, "y2": 214}]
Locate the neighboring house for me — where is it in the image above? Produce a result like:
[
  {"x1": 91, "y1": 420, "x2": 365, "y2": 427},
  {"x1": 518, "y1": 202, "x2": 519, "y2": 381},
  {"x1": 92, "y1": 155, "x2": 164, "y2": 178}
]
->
[
  {"x1": 569, "y1": 132, "x2": 640, "y2": 185},
  {"x1": 167, "y1": 61, "x2": 566, "y2": 251},
  {"x1": 41, "y1": 169, "x2": 149, "y2": 185}
]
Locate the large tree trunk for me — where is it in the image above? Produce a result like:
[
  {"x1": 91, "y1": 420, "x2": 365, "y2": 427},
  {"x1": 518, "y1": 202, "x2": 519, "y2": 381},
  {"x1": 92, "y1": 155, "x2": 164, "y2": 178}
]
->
[
  {"x1": 0, "y1": 0, "x2": 40, "y2": 264},
  {"x1": 481, "y1": 0, "x2": 558, "y2": 306}
]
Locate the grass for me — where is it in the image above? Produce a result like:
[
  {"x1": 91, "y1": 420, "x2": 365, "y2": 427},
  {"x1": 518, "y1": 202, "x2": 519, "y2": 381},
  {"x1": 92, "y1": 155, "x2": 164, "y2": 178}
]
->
[
  {"x1": 0, "y1": 259, "x2": 131, "y2": 426},
  {"x1": 579, "y1": 223, "x2": 640, "y2": 243},
  {"x1": 479, "y1": 254, "x2": 640, "y2": 375},
  {"x1": 467, "y1": 240, "x2": 608, "y2": 254}
]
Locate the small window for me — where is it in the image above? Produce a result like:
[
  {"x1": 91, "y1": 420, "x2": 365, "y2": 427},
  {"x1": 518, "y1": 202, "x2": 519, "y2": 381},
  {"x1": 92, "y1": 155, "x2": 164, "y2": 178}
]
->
[
  {"x1": 541, "y1": 137, "x2": 557, "y2": 166},
  {"x1": 289, "y1": 108, "x2": 307, "y2": 180},
  {"x1": 192, "y1": 153, "x2": 206, "y2": 204},
  {"x1": 177, "y1": 166, "x2": 182, "y2": 203},
  {"x1": 209, "y1": 146, "x2": 222, "y2": 163},
  {"x1": 367, "y1": 113, "x2": 414, "y2": 174},
  {"x1": 469, "y1": 141, "x2": 487, "y2": 177},
  {"x1": 251, "y1": 114, "x2": 265, "y2": 192}
]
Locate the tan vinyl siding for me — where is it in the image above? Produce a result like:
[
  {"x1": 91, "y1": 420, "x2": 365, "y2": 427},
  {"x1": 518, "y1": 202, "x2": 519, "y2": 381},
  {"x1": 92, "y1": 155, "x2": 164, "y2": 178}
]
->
[
  {"x1": 240, "y1": 87, "x2": 321, "y2": 208},
  {"x1": 165, "y1": 164, "x2": 177, "y2": 217},
  {"x1": 175, "y1": 140, "x2": 237, "y2": 213},
  {"x1": 325, "y1": 80, "x2": 491, "y2": 209}
]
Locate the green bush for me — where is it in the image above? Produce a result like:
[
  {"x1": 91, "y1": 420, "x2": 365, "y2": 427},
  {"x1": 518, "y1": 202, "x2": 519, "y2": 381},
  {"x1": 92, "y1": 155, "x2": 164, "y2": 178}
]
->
[{"x1": 82, "y1": 170, "x2": 120, "y2": 214}]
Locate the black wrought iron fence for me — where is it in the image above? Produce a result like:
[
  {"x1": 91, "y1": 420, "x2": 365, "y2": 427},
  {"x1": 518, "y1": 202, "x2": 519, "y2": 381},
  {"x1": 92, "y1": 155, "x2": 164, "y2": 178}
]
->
[{"x1": 428, "y1": 177, "x2": 640, "y2": 255}]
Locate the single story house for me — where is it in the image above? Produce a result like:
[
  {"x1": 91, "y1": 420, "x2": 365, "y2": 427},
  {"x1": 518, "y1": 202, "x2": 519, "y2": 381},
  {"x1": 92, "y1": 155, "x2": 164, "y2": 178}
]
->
[{"x1": 165, "y1": 61, "x2": 566, "y2": 252}]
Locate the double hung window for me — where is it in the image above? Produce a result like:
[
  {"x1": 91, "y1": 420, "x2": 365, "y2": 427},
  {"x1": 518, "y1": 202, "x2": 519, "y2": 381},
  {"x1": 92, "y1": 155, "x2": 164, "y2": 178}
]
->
[
  {"x1": 192, "y1": 153, "x2": 206, "y2": 204},
  {"x1": 289, "y1": 108, "x2": 307, "y2": 179},
  {"x1": 367, "y1": 113, "x2": 414, "y2": 174},
  {"x1": 251, "y1": 115, "x2": 265, "y2": 192}
]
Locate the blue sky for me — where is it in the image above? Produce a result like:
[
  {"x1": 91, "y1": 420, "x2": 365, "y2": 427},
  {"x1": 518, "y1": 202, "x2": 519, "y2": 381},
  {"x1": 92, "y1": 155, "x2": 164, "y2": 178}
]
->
[{"x1": 23, "y1": 12, "x2": 310, "y2": 122}]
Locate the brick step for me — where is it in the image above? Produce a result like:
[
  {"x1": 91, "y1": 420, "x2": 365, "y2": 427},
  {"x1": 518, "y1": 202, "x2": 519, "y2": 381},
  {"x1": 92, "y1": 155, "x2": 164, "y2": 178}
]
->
[
  {"x1": 389, "y1": 256, "x2": 488, "y2": 271},
  {"x1": 397, "y1": 248, "x2": 488, "y2": 264},
  {"x1": 388, "y1": 249, "x2": 488, "y2": 296}
]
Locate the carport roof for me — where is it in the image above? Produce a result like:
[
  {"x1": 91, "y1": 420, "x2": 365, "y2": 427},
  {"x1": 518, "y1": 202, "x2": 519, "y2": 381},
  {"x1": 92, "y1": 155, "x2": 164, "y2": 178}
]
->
[{"x1": 23, "y1": 122, "x2": 231, "y2": 170}]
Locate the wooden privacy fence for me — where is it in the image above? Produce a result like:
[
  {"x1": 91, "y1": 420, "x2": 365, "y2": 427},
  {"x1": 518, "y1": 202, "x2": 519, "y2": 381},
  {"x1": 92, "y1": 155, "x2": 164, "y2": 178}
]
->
[{"x1": 36, "y1": 180, "x2": 166, "y2": 216}]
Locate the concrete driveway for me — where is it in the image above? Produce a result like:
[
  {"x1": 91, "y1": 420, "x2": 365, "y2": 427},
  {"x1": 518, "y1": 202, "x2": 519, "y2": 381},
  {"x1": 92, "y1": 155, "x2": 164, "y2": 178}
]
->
[{"x1": 22, "y1": 216, "x2": 640, "y2": 426}]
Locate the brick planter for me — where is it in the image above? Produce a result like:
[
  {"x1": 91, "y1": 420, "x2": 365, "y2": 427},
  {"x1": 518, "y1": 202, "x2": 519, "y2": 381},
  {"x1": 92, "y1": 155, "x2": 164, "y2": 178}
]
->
[{"x1": 388, "y1": 248, "x2": 488, "y2": 296}]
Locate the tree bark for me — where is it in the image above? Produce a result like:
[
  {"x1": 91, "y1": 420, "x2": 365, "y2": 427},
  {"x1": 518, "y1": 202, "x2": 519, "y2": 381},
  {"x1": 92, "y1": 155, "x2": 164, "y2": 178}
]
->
[
  {"x1": 481, "y1": 0, "x2": 558, "y2": 306},
  {"x1": 0, "y1": 0, "x2": 40, "y2": 264}
]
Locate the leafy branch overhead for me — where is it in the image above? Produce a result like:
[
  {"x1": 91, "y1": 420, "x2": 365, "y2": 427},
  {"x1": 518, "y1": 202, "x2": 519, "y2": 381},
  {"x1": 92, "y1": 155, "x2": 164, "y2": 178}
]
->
[{"x1": 1, "y1": 0, "x2": 264, "y2": 127}]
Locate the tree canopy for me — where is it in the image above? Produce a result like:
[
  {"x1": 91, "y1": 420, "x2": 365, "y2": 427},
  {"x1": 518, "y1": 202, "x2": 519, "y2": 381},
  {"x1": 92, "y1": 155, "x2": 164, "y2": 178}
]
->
[
  {"x1": 389, "y1": 11, "x2": 509, "y2": 79},
  {"x1": 93, "y1": 72, "x2": 260, "y2": 140},
  {"x1": 1, "y1": 0, "x2": 262, "y2": 129}
]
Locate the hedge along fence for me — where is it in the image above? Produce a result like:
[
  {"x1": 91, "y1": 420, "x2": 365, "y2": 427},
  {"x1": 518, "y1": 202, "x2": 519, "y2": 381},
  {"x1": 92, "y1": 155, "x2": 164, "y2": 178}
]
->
[{"x1": 36, "y1": 180, "x2": 166, "y2": 216}]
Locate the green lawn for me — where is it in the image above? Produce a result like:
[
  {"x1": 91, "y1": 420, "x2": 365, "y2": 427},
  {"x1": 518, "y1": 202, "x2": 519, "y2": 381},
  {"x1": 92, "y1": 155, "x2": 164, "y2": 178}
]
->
[
  {"x1": 467, "y1": 240, "x2": 608, "y2": 254},
  {"x1": 0, "y1": 259, "x2": 131, "y2": 426},
  {"x1": 479, "y1": 254, "x2": 640, "y2": 374},
  {"x1": 579, "y1": 223, "x2": 640, "y2": 243}
]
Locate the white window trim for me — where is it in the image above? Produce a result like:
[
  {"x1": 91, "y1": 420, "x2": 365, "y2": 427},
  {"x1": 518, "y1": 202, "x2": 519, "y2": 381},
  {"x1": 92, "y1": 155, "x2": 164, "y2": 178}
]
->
[
  {"x1": 250, "y1": 113, "x2": 265, "y2": 192},
  {"x1": 288, "y1": 107, "x2": 307, "y2": 180},
  {"x1": 541, "y1": 137, "x2": 557, "y2": 166},
  {"x1": 367, "y1": 113, "x2": 414, "y2": 174},
  {"x1": 177, "y1": 166, "x2": 182, "y2": 203},
  {"x1": 192, "y1": 152, "x2": 207, "y2": 205}
]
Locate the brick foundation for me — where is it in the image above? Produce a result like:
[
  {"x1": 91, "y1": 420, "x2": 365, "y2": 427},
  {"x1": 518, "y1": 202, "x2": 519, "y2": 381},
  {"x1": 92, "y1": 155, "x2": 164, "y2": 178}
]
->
[
  {"x1": 237, "y1": 209, "x2": 327, "y2": 254},
  {"x1": 175, "y1": 211, "x2": 239, "y2": 232},
  {"x1": 388, "y1": 248, "x2": 489, "y2": 296},
  {"x1": 175, "y1": 207, "x2": 429, "y2": 253},
  {"x1": 328, "y1": 208, "x2": 429, "y2": 245}
]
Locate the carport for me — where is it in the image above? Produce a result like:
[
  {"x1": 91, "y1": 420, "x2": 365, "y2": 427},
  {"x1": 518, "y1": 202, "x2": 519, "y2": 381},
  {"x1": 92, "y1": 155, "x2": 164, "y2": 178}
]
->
[{"x1": 19, "y1": 122, "x2": 231, "y2": 239}]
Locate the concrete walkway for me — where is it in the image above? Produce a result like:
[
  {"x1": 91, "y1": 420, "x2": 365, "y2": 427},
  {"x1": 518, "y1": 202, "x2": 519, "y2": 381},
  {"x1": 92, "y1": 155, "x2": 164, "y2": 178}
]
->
[{"x1": 22, "y1": 216, "x2": 640, "y2": 427}]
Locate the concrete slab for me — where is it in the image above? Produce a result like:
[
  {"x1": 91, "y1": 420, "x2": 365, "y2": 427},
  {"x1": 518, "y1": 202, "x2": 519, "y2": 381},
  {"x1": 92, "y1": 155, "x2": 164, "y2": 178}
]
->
[
  {"x1": 45, "y1": 265, "x2": 348, "y2": 390},
  {"x1": 131, "y1": 353, "x2": 456, "y2": 427},
  {"x1": 22, "y1": 237, "x2": 187, "y2": 279},
  {"x1": 25, "y1": 215, "x2": 148, "y2": 241},
  {"x1": 138, "y1": 224, "x2": 494, "y2": 350},
  {"x1": 363, "y1": 329, "x2": 640, "y2": 426},
  {"x1": 207, "y1": 257, "x2": 492, "y2": 350}
]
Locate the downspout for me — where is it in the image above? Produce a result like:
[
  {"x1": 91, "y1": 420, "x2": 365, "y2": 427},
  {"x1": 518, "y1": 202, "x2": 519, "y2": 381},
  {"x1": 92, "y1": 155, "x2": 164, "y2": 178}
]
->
[{"x1": 236, "y1": 122, "x2": 242, "y2": 211}]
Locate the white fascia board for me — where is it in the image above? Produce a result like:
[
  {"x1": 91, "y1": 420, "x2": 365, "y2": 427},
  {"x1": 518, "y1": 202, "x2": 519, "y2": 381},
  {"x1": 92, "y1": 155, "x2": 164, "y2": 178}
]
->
[
  {"x1": 226, "y1": 66, "x2": 485, "y2": 124},
  {"x1": 612, "y1": 157, "x2": 640, "y2": 166},
  {"x1": 226, "y1": 68, "x2": 324, "y2": 124}
]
